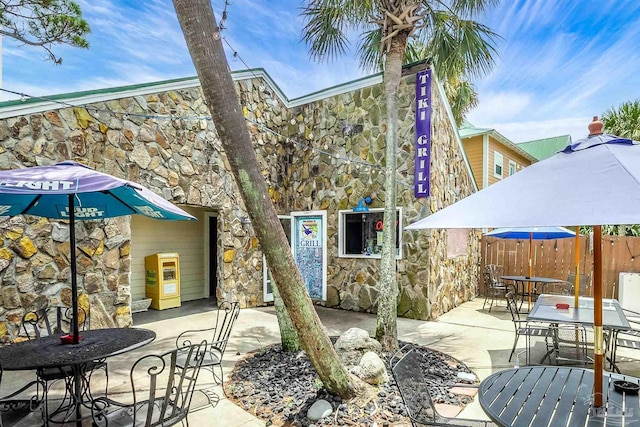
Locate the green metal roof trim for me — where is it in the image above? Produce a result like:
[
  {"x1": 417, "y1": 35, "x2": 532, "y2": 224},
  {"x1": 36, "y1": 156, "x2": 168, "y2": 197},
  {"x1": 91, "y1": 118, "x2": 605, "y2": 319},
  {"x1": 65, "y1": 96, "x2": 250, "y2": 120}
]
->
[
  {"x1": 457, "y1": 121, "x2": 536, "y2": 162},
  {"x1": 1, "y1": 60, "x2": 432, "y2": 111},
  {"x1": 518, "y1": 135, "x2": 571, "y2": 160},
  {"x1": 458, "y1": 120, "x2": 493, "y2": 138},
  {"x1": 0, "y1": 75, "x2": 201, "y2": 108},
  {"x1": 458, "y1": 127, "x2": 492, "y2": 138}
]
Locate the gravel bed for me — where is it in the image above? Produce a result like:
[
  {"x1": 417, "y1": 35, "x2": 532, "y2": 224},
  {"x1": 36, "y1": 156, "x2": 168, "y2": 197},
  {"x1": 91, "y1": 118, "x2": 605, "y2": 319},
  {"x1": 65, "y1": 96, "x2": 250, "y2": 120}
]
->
[{"x1": 224, "y1": 340, "x2": 479, "y2": 426}]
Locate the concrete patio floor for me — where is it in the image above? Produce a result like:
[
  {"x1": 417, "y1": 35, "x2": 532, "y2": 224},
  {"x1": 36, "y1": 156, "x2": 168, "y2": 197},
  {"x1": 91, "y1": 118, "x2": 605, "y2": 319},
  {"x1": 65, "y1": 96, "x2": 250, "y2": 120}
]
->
[{"x1": 3, "y1": 296, "x2": 640, "y2": 426}]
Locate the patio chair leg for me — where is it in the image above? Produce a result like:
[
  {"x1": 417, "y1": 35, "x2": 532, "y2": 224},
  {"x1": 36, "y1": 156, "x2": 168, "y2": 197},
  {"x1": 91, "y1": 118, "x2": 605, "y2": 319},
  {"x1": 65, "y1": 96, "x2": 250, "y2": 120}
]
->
[{"x1": 509, "y1": 336, "x2": 519, "y2": 362}]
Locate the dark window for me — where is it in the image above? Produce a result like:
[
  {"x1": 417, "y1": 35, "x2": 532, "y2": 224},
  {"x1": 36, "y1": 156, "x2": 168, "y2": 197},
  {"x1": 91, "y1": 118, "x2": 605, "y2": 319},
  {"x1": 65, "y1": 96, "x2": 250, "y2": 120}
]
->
[{"x1": 341, "y1": 209, "x2": 401, "y2": 257}]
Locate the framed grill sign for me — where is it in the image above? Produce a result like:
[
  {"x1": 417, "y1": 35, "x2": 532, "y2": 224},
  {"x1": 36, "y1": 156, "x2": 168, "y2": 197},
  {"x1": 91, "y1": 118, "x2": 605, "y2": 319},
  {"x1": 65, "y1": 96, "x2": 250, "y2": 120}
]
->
[{"x1": 291, "y1": 211, "x2": 327, "y2": 301}]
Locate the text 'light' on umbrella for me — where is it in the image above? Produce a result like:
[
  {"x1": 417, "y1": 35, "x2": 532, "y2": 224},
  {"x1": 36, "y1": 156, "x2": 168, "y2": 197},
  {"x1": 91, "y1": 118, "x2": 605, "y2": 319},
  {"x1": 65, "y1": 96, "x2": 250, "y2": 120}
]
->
[
  {"x1": 406, "y1": 117, "x2": 640, "y2": 407},
  {"x1": 0, "y1": 161, "x2": 196, "y2": 344}
]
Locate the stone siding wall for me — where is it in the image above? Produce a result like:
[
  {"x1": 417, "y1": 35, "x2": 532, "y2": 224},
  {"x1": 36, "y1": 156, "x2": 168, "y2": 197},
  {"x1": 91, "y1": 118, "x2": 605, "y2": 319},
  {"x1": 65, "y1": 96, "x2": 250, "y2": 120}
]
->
[
  {"x1": 241, "y1": 72, "x2": 479, "y2": 320},
  {"x1": 0, "y1": 69, "x2": 479, "y2": 339}
]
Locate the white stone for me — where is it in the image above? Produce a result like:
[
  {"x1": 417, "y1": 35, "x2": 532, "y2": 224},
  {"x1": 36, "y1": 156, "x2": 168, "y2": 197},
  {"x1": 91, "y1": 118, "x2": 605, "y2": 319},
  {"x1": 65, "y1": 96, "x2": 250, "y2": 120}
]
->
[
  {"x1": 457, "y1": 372, "x2": 476, "y2": 382},
  {"x1": 334, "y1": 327, "x2": 382, "y2": 366},
  {"x1": 130, "y1": 144, "x2": 151, "y2": 169},
  {"x1": 306, "y1": 399, "x2": 332, "y2": 421},
  {"x1": 51, "y1": 223, "x2": 70, "y2": 242},
  {"x1": 353, "y1": 351, "x2": 389, "y2": 385}
]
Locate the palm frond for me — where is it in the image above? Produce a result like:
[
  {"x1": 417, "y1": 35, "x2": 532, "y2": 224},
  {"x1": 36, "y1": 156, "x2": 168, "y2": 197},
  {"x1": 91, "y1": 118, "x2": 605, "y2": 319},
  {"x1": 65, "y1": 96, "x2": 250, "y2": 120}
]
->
[
  {"x1": 448, "y1": 0, "x2": 501, "y2": 16},
  {"x1": 357, "y1": 29, "x2": 383, "y2": 71},
  {"x1": 423, "y1": 10, "x2": 500, "y2": 80},
  {"x1": 301, "y1": 0, "x2": 376, "y2": 63},
  {"x1": 602, "y1": 99, "x2": 640, "y2": 140},
  {"x1": 301, "y1": 4, "x2": 350, "y2": 62}
]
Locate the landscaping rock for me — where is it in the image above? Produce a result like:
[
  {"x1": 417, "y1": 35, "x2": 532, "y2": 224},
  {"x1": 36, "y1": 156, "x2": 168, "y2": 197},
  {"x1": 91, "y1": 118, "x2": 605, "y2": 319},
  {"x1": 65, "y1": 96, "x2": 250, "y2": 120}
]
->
[
  {"x1": 351, "y1": 351, "x2": 389, "y2": 385},
  {"x1": 226, "y1": 340, "x2": 479, "y2": 426},
  {"x1": 307, "y1": 399, "x2": 333, "y2": 421},
  {"x1": 334, "y1": 327, "x2": 382, "y2": 365}
]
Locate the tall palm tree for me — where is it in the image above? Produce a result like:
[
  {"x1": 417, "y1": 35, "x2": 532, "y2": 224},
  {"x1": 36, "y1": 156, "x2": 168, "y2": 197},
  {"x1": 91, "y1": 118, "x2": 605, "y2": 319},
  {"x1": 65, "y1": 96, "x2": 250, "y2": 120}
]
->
[
  {"x1": 602, "y1": 99, "x2": 640, "y2": 141},
  {"x1": 172, "y1": 0, "x2": 355, "y2": 398},
  {"x1": 303, "y1": 0, "x2": 499, "y2": 351}
]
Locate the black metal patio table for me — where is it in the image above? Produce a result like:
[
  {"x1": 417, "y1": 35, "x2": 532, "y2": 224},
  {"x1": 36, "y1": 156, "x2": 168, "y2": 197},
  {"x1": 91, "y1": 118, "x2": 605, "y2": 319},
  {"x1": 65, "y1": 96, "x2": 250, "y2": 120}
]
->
[
  {"x1": 501, "y1": 276, "x2": 567, "y2": 311},
  {"x1": 479, "y1": 366, "x2": 640, "y2": 426},
  {"x1": 0, "y1": 327, "x2": 155, "y2": 426}
]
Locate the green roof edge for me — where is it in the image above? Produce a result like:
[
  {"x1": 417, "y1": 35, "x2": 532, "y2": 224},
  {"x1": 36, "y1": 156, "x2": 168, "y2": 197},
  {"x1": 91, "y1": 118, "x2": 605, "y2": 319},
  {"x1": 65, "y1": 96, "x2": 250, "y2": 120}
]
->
[{"x1": 0, "y1": 75, "x2": 201, "y2": 109}]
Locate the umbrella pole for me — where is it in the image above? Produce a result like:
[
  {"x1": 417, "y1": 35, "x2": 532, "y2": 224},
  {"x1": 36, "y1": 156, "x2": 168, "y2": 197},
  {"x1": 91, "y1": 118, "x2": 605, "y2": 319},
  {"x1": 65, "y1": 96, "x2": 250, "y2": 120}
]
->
[
  {"x1": 528, "y1": 232, "x2": 533, "y2": 310},
  {"x1": 594, "y1": 225, "x2": 603, "y2": 407},
  {"x1": 528, "y1": 232, "x2": 533, "y2": 277},
  {"x1": 574, "y1": 227, "x2": 580, "y2": 308},
  {"x1": 68, "y1": 194, "x2": 80, "y2": 344}
]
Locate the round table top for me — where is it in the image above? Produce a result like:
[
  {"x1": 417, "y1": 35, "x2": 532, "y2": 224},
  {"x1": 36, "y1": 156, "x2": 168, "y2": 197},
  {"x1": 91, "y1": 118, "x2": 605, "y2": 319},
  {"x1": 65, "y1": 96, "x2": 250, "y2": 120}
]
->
[{"x1": 0, "y1": 328, "x2": 156, "y2": 371}]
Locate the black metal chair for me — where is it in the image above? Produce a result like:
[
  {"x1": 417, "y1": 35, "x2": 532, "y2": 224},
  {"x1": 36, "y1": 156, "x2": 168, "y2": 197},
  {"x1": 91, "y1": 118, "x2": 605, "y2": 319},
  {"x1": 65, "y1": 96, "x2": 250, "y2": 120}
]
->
[
  {"x1": 567, "y1": 273, "x2": 591, "y2": 296},
  {"x1": 0, "y1": 364, "x2": 45, "y2": 427},
  {"x1": 608, "y1": 309, "x2": 640, "y2": 372},
  {"x1": 21, "y1": 306, "x2": 108, "y2": 420},
  {"x1": 482, "y1": 265, "x2": 510, "y2": 312},
  {"x1": 174, "y1": 301, "x2": 240, "y2": 387},
  {"x1": 505, "y1": 292, "x2": 552, "y2": 364},
  {"x1": 546, "y1": 323, "x2": 590, "y2": 366},
  {"x1": 92, "y1": 341, "x2": 207, "y2": 427},
  {"x1": 389, "y1": 345, "x2": 495, "y2": 426}
]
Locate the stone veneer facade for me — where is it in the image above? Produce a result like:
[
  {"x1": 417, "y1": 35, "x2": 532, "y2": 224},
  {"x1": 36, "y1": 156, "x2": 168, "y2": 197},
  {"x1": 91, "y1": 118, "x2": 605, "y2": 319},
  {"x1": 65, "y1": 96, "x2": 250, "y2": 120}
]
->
[{"x1": 0, "y1": 67, "x2": 479, "y2": 340}]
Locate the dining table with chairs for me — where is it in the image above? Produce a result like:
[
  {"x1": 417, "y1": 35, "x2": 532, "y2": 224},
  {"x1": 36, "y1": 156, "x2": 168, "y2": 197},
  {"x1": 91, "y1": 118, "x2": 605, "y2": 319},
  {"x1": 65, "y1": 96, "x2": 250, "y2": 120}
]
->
[
  {"x1": 501, "y1": 275, "x2": 568, "y2": 312},
  {"x1": 0, "y1": 327, "x2": 156, "y2": 426},
  {"x1": 521, "y1": 294, "x2": 631, "y2": 367}
]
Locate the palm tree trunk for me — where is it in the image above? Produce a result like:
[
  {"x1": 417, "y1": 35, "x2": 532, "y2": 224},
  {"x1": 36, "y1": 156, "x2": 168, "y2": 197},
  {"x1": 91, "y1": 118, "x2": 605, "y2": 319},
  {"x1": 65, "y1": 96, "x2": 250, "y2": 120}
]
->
[
  {"x1": 272, "y1": 281, "x2": 300, "y2": 352},
  {"x1": 375, "y1": 33, "x2": 408, "y2": 352},
  {"x1": 172, "y1": 0, "x2": 354, "y2": 398}
]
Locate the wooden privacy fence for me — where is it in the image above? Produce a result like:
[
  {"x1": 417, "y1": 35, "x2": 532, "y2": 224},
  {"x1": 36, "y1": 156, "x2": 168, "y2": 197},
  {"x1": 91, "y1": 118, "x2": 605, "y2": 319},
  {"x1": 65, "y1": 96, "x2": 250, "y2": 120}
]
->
[{"x1": 481, "y1": 235, "x2": 640, "y2": 299}]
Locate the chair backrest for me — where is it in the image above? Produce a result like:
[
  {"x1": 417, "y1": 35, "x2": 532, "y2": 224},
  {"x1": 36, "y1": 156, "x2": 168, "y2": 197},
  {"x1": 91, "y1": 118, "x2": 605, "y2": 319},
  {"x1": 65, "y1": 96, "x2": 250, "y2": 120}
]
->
[
  {"x1": 174, "y1": 301, "x2": 240, "y2": 364},
  {"x1": 210, "y1": 301, "x2": 240, "y2": 355},
  {"x1": 389, "y1": 345, "x2": 438, "y2": 425},
  {"x1": 129, "y1": 341, "x2": 206, "y2": 426},
  {"x1": 551, "y1": 323, "x2": 588, "y2": 366},
  {"x1": 505, "y1": 292, "x2": 522, "y2": 324},
  {"x1": 22, "y1": 308, "x2": 52, "y2": 339},
  {"x1": 484, "y1": 264, "x2": 504, "y2": 290},
  {"x1": 567, "y1": 273, "x2": 590, "y2": 295},
  {"x1": 22, "y1": 306, "x2": 88, "y2": 339}
]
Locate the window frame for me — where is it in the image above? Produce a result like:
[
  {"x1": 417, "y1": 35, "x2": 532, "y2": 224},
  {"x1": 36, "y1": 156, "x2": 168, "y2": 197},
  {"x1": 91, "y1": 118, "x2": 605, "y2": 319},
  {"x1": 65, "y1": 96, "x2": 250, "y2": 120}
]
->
[
  {"x1": 508, "y1": 160, "x2": 517, "y2": 176},
  {"x1": 338, "y1": 207, "x2": 403, "y2": 259},
  {"x1": 494, "y1": 151, "x2": 504, "y2": 179}
]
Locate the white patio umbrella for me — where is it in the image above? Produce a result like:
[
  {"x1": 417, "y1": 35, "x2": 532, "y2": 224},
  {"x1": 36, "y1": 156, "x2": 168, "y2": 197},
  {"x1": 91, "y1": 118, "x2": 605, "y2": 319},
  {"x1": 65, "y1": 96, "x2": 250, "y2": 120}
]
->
[{"x1": 406, "y1": 117, "x2": 640, "y2": 407}]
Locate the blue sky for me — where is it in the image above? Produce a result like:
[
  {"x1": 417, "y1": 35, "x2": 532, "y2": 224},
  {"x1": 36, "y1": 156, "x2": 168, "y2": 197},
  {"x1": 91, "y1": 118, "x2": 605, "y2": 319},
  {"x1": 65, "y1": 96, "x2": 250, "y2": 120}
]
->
[{"x1": 2, "y1": 0, "x2": 639, "y2": 143}]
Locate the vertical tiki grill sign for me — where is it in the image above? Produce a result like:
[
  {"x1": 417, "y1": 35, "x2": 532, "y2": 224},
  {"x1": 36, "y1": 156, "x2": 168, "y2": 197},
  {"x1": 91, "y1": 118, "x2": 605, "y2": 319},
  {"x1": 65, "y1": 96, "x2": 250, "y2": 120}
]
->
[{"x1": 414, "y1": 69, "x2": 432, "y2": 198}]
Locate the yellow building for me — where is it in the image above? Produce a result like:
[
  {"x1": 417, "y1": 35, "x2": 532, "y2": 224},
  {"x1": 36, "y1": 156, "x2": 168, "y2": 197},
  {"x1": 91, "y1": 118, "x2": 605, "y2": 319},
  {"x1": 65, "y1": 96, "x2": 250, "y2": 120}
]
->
[{"x1": 459, "y1": 121, "x2": 537, "y2": 189}]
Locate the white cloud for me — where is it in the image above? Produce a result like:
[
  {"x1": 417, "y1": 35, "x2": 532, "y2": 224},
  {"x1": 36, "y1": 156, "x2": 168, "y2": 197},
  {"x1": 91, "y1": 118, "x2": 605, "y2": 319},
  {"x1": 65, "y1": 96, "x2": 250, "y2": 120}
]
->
[
  {"x1": 467, "y1": 91, "x2": 532, "y2": 124},
  {"x1": 487, "y1": 116, "x2": 591, "y2": 144},
  {"x1": 3, "y1": 0, "x2": 640, "y2": 150}
]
